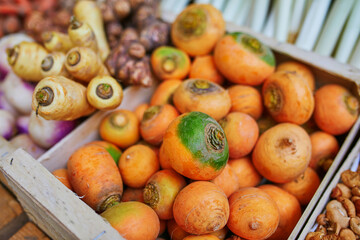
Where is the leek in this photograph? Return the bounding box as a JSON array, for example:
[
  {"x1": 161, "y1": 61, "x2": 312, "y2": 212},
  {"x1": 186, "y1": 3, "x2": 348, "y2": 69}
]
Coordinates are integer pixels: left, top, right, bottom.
[
  {"x1": 295, "y1": 0, "x2": 332, "y2": 51},
  {"x1": 249, "y1": 0, "x2": 271, "y2": 32},
  {"x1": 263, "y1": 0, "x2": 277, "y2": 38},
  {"x1": 222, "y1": 0, "x2": 245, "y2": 23},
  {"x1": 288, "y1": 0, "x2": 307, "y2": 43},
  {"x1": 275, "y1": 0, "x2": 293, "y2": 42},
  {"x1": 314, "y1": 0, "x2": 355, "y2": 56},
  {"x1": 234, "y1": 0, "x2": 252, "y2": 26},
  {"x1": 349, "y1": 37, "x2": 360, "y2": 69},
  {"x1": 211, "y1": 0, "x2": 226, "y2": 11},
  {"x1": 334, "y1": 0, "x2": 360, "y2": 63}
]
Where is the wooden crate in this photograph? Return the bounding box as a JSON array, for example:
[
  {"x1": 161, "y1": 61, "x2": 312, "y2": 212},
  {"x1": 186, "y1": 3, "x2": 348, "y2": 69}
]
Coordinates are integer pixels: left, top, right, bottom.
[{"x1": 1, "y1": 20, "x2": 360, "y2": 240}]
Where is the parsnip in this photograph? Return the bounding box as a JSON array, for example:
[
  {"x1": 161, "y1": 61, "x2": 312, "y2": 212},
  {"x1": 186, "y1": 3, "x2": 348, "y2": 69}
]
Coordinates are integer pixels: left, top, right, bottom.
[
  {"x1": 65, "y1": 47, "x2": 109, "y2": 82},
  {"x1": 73, "y1": 0, "x2": 110, "y2": 62},
  {"x1": 86, "y1": 75, "x2": 123, "y2": 110},
  {"x1": 68, "y1": 17, "x2": 98, "y2": 53},
  {"x1": 41, "y1": 52, "x2": 70, "y2": 78},
  {"x1": 7, "y1": 42, "x2": 48, "y2": 82},
  {"x1": 32, "y1": 76, "x2": 95, "y2": 121},
  {"x1": 42, "y1": 31, "x2": 73, "y2": 53}
]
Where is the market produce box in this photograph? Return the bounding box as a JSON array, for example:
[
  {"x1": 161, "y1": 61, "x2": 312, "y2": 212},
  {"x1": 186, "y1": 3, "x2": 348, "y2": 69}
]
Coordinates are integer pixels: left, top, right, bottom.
[
  {"x1": 297, "y1": 135, "x2": 360, "y2": 239},
  {"x1": 1, "y1": 9, "x2": 360, "y2": 240}
]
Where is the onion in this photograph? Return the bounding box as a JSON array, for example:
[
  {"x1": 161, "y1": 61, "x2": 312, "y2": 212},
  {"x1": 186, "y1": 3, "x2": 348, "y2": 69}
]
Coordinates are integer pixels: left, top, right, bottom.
[
  {"x1": 16, "y1": 115, "x2": 30, "y2": 134},
  {"x1": 2, "y1": 72, "x2": 35, "y2": 115},
  {"x1": 28, "y1": 111, "x2": 77, "y2": 149},
  {"x1": 0, "y1": 88, "x2": 18, "y2": 116},
  {"x1": 0, "y1": 33, "x2": 34, "y2": 81},
  {"x1": 0, "y1": 109, "x2": 16, "y2": 140},
  {"x1": 10, "y1": 134, "x2": 46, "y2": 159}
]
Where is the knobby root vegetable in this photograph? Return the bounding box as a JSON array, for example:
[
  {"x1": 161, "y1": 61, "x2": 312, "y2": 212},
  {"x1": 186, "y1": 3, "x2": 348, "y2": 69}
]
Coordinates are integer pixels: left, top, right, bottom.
[
  {"x1": 7, "y1": 41, "x2": 48, "y2": 82},
  {"x1": 73, "y1": 0, "x2": 110, "y2": 61},
  {"x1": 42, "y1": 31, "x2": 73, "y2": 53},
  {"x1": 86, "y1": 75, "x2": 123, "y2": 110},
  {"x1": 105, "y1": 28, "x2": 155, "y2": 87},
  {"x1": 28, "y1": 111, "x2": 77, "y2": 149},
  {"x1": 31, "y1": 76, "x2": 95, "y2": 121},
  {"x1": 68, "y1": 16, "x2": 98, "y2": 53},
  {"x1": 65, "y1": 47, "x2": 109, "y2": 82},
  {"x1": 40, "y1": 52, "x2": 70, "y2": 78}
]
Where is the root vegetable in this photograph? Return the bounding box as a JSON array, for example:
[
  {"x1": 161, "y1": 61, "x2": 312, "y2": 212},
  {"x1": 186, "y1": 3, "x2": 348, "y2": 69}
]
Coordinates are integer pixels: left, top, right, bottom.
[
  {"x1": 252, "y1": 123, "x2": 312, "y2": 183},
  {"x1": 73, "y1": 0, "x2": 110, "y2": 62},
  {"x1": 150, "y1": 79, "x2": 182, "y2": 106},
  {"x1": 28, "y1": 111, "x2": 77, "y2": 149},
  {"x1": 86, "y1": 75, "x2": 123, "y2": 110},
  {"x1": 219, "y1": 112, "x2": 259, "y2": 159},
  {"x1": 167, "y1": 219, "x2": 190, "y2": 240},
  {"x1": 121, "y1": 187, "x2": 144, "y2": 202},
  {"x1": 162, "y1": 111, "x2": 229, "y2": 180},
  {"x1": 171, "y1": 4, "x2": 225, "y2": 56},
  {"x1": 140, "y1": 104, "x2": 179, "y2": 146},
  {"x1": 68, "y1": 17, "x2": 98, "y2": 53},
  {"x1": 2, "y1": 72, "x2": 34, "y2": 115},
  {"x1": 277, "y1": 61, "x2": 315, "y2": 92},
  {"x1": 189, "y1": 55, "x2": 224, "y2": 85},
  {"x1": 119, "y1": 144, "x2": 159, "y2": 188},
  {"x1": 227, "y1": 187, "x2": 280, "y2": 239},
  {"x1": 0, "y1": 89, "x2": 18, "y2": 116},
  {"x1": 134, "y1": 103, "x2": 149, "y2": 122},
  {"x1": 9, "y1": 134, "x2": 45, "y2": 159},
  {"x1": 32, "y1": 76, "x2": 95, "y2": 121},
  {"x1": 67, "y1": 144, "x2": 123, "y2": 213},
  {"x1": 85, "y1": 140, "x2": 122, "y2": 165},
  {"x1": 99, "y1": 110, "x2": 140, "y2": 149},
  {"x1": 65, "y1": 47, "x2": 109, "y2": 82},
  {"x1": 42, "y1": 31, "x2": 73, "y2": 53},
  {"x1": 228, "y1": 157, "x2": 262, "y2": 188},
  {"x1": 314, "y1": 84, "x2": 359, "y2": 135},
  {"x1": 101, "y1": 201, "x2": 160, "y2": 240},
  {"x1": 52, "y1": 168, "x2": 73, "y2": 191},
  {"x1": 105, "y1": 29, "x2": 155, "y2": 87},
  {"x1": 16, "y1": 115, "x2": 30, "y2": 134},
  {"x1": 173, "y1": 181, "x2": 229, "y2": 235},
  {"x1": 228, "y1": 85, "x2": 263, "y2": 120},
  {"x1": 150, "y1": 46, "x2": 190, "y2": 81},
  {"x1": 0, "y1": 109, "x2": 16, "y2": 140},
  {"x1": 210, "y1": 163, "x2": 239, "y2": 197},
  {"x1": 262, "y1": 70, "x2": 315, "y2": 125},
  {"x1": 339, "y1": 229, "x2": 356, "y2": 240},
  {"x1": 173, "y1": 79, "x2": 231, "y2": 121},
  {"x1": 214, "y1": 32, "x2": 275, "y2": 86},
  {"x1": 139, "y1": 19, "x2": 170, "y2": 52},
  {"x1": 0, "y1": 33, "x2": 33, "y2": 81},
  {"x1": 338, "y1": 197, "x2": 356, "y2": 218},
  {"x1": 6, "y1": 42, "x2": 48, "y2": 82},
  {"x1": 350, "y1": 217, "x2": 360, "y2": 235},
  {"x1": 143, "y1": 169, "x2": 186, "y2": 220},
  {"x1": 40, "y1": 52, "x2": 70, "y2": 78}
]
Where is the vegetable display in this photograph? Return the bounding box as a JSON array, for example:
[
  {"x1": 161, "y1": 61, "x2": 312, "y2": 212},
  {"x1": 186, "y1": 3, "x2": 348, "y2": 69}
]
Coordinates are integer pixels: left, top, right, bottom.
[{"x1": 1, "y1": 2, "x2": 360, "y2": 240}]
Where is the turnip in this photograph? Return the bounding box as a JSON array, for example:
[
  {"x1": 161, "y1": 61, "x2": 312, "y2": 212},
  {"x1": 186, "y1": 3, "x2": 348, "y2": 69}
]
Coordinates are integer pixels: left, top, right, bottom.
[
  {"x1": 28, "y1": 111, "x2": 77, "y2": 149},
  {"x1": 2, "y1": 72, "x2": 35, "y2": 115},
  {"x1": 0, "y1": 109, "x2": 16, "y2": 140}
]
